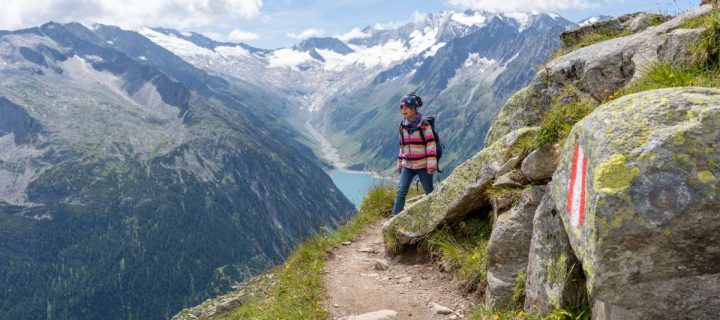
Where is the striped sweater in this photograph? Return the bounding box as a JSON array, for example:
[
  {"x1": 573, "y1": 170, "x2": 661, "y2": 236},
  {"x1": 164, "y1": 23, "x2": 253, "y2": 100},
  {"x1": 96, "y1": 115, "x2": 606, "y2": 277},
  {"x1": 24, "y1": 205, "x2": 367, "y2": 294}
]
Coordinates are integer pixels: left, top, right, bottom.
[{"x1": 397, "y1": 121, "x2": 437, "y2": 172}]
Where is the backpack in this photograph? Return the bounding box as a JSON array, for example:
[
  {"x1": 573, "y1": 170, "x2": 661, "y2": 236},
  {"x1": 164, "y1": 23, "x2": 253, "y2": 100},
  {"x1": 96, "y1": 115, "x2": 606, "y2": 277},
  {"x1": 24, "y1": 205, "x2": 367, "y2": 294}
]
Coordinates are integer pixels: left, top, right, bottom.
[
  {"x1": 420, "y1": 117, "x2": 443, "y2": 173},
  {"x1": 399, "y1": 116, "x2": 444, "y2": 173}
]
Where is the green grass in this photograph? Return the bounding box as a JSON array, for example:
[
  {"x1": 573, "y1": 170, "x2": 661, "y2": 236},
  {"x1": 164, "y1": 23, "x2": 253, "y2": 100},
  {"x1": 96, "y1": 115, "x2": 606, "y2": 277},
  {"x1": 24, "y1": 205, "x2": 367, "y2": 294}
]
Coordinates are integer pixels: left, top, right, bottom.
[
  {"x1": 422, "y1": 216, "x2": 493, "y2": 292},
  {"x1": 469, "y1": 304, "x2": 591, "y2": 320},
  {"x1": 533, "y1": 85, "x2": 599, "y2": 149},
  {"x1": 512, "y1": 272, "x2": 527, "y2": 309},
  {"x1": 216, "y1": 184, "x2": 395, "y2": 319}
]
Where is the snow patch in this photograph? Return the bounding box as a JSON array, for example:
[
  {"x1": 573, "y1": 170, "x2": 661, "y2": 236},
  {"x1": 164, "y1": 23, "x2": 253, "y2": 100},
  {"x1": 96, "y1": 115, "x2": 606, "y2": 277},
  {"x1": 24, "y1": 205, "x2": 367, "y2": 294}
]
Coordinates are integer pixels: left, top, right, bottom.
[
  {"x1": 138, "y1": 56, "x2": 147, "y2": 61},
  {"x1": 215, "y1": 45, "x2": 252, "y2": 58},
  {"x1": 505, "y1": 12, "x2": 532, "y2": 31},
  {"x1": 139, "y1": 27, "x2": 216, "y2": 57},
  {"x1": 424, "y1": 42, "x2": 446, "y2": 58},
  {"x1": 463, "y1": 53, "x2": 496, "y2": 70},
  {"x1": 181, "y1": 31, "x2": 193, "y2": 37}
]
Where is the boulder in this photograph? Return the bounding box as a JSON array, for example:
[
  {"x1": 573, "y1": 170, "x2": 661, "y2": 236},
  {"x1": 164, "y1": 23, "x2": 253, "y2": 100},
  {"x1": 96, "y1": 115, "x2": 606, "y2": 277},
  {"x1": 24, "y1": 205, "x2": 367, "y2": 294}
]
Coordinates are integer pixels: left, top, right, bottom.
[
  {"x1": 549, "y1": 87, "x2": 720, "y2": 319},
  {"x1": 484, "y1": 5, "x2": 714, "y2": 146},
  {"x1": 383, "y1": 127, "x2": 539, "y2": 252},
  {"x1": 656, "y1": 28, "x2": 706, "y2": 66},
  {"x1": 485, "y1": 186, "x2": 546, "y2": 308},
  {"x1": 524, "y1": 193, "x2": 587, "y2": 315},
  {"x1": 521, "y1": 144, "x2": 560, "y2": 182},
  {"x1": 560, "y1": 13, "x2": 671, "y2": 48},
  {"x1": 484, "y1": 85, "x2": 552, "y2": 146}
]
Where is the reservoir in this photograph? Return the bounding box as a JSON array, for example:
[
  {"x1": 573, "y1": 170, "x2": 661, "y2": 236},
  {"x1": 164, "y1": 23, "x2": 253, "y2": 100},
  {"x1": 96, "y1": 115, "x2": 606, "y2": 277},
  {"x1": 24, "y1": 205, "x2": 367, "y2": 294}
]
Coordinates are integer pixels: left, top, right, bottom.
[{"x1": 328, "y1": 169, "x2": 391, "y2": 207}]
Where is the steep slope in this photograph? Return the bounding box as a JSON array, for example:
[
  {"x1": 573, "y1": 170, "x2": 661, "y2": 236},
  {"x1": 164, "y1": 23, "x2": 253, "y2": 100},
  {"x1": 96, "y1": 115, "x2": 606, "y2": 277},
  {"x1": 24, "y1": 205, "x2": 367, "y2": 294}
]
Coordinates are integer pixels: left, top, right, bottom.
[{"x1": 0, "y1": 22, "x2": 353, "y2": 319}]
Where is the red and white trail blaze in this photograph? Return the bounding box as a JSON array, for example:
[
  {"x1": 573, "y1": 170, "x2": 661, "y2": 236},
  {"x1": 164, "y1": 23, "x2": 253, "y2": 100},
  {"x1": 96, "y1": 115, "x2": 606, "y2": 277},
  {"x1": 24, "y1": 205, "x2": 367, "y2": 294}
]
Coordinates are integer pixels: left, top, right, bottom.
[{"x1": 566, "y1": 144, "x2": 588, "y2": 227}]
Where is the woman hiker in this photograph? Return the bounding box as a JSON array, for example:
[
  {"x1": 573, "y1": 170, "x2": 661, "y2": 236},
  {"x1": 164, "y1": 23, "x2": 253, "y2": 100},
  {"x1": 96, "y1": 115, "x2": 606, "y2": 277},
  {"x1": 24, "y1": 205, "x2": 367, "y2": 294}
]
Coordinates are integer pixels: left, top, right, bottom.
[{"x1": 390, "y1": 92, "x2": 437, "y2": 217}]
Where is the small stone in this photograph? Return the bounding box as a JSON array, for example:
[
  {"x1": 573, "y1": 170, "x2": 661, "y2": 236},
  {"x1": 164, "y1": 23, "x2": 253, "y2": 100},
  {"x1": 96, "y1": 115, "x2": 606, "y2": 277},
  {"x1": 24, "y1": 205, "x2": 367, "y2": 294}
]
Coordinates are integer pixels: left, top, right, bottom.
[
  {"x1": 334, "y1": 304, "x2": 340, "y2": 308},
  {"x1": 492, "y1": 171, "x2": 525, "y2": 188},
  {"x1": 360, "y1": 273, "x2": 379, "y2": 278},
  {"x1": 339, "y1": 310, "x2": 398, "y2": 320},
  {"x1": 449, "y1": 315, "x2": 458, "y2": 320},
  {"x1": 428, "y1": 302, "x2": 454, "y2": 315},
  {"x1": 359, "y1": 247, "x2": 378, "y2": 253},
  {"x1": 374, "y1": 259, "x2": 390, "y2": 271},
  {"x1": 398, "y1": 276, "x2": 412, "y2": 284},
  {"x1": 341, "y1": 241, "x2": 352, "y2": 246}
]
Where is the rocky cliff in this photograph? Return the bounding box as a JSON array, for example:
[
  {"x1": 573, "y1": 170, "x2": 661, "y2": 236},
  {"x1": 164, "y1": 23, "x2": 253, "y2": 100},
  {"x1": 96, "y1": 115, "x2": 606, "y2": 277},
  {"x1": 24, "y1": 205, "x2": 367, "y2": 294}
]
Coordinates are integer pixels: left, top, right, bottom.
[{"x1": 385, "y1": 3, "x2": 719, "y2": 319}]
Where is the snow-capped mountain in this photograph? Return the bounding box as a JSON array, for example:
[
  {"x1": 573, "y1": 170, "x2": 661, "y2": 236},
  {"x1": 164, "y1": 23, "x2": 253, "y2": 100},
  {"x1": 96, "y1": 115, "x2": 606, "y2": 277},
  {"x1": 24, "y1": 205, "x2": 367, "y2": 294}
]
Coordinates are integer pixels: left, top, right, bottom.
[
  {"x1": 577, "y1": 15, "x2": 614, "y2": 27},
  {"x1": 141, "y1": 10, "x2": 576, "y2": 172}
]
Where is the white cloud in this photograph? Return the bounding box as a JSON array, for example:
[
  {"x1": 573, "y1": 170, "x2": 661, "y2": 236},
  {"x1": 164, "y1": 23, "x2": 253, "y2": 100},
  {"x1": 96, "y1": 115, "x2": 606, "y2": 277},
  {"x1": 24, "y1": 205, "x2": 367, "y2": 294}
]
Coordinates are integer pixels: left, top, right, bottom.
[
  {"x1": 0, "y1": 0, "x2": 263, "y2": 31},
  {"x1": 228, "y1": 28, "x2": 259, "y2": 41},
  {"x1": 336, "y1": 27, "x2": 371, "y2": 42},
  {"x1": 287, "y1": 28, "x2": 323, "y2": 40},
  {"x1": 447, "y1": 0, "x2": 598, "y2": 13}
]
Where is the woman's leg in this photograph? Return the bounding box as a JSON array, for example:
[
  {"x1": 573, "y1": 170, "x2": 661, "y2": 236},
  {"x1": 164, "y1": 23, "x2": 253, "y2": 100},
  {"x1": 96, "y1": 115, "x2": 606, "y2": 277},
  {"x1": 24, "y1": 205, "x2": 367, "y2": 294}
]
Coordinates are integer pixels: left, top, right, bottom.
[
  {"x1": 391, "y1": 168, "x2": 417, "y2": 216},
  {"x1": 417, "y1": 170, "x2": 434, "y2": 195}
]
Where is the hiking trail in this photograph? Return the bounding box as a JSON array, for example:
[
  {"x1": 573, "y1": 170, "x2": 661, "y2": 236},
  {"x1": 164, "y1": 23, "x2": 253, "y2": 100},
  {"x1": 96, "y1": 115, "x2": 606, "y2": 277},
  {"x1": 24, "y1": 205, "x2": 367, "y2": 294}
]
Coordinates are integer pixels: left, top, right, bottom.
[{"x1": 322, "y1": 221, "x2": 477, "y2": 320}]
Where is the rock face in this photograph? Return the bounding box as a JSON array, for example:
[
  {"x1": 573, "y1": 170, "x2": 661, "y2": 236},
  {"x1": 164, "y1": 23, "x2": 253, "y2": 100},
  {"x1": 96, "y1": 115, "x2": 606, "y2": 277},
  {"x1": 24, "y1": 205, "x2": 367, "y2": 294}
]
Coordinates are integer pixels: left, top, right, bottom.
[
  {"x1": 549, "y1": 87, "x2": 720, "y2": 319},
  {"x1": 524, "y1": 193, "x2": 586, "y2": 314},
  {"x1": 484, "y1": 4, "x2": 715, "y2": 146},
  {"x1": 485, "y1": 186, "x2": 546, "y2": 308},
  {"x1": 382, "y1": 127, "x2": 538, "y2": 252}
]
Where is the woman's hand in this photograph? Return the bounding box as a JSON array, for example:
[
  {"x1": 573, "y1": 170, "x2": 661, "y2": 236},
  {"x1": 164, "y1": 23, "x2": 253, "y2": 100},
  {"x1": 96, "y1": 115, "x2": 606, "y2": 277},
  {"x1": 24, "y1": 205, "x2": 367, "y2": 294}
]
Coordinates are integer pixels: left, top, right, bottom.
[{"x1": 427, "y1": 168, "x2": 436, "y2": 174}]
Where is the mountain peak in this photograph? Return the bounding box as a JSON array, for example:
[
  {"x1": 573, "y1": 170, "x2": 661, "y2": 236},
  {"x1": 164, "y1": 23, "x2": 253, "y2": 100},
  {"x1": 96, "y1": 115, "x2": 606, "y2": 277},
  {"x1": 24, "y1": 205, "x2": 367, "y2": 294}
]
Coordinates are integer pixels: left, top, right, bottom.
[{"x1": 294, "y1": 37, "x2": 354, "y2": 55}]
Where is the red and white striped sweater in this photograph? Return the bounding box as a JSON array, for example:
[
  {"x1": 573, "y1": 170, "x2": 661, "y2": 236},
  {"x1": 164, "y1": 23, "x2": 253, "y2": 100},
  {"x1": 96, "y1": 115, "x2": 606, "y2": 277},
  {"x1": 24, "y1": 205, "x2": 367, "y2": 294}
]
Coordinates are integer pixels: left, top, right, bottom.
[{"x1": 397, "y1": 121, "x2": 437, "y2": 172}]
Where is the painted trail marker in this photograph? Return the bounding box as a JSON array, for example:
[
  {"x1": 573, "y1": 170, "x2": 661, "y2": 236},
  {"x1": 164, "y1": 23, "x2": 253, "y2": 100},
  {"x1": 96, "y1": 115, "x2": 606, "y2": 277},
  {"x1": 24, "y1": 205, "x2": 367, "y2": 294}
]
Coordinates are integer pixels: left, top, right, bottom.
[{"x1": 566, "y1": 144, "x2": 587, "y2": 227}]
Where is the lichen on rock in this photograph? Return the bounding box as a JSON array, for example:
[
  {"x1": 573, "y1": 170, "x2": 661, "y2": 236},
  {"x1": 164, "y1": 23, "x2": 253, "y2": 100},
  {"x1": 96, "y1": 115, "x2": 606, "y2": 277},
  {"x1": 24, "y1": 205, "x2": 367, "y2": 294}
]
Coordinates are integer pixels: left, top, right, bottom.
[{"x1": 550, "y1": 87, "x2": 720, "y2": 319}]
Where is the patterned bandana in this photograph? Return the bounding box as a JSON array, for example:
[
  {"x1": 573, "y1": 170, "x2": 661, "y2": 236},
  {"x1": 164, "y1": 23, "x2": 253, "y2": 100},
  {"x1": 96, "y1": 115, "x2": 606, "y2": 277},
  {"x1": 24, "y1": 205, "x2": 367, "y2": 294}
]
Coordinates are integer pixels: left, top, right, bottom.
[{"x1": 401, "y1": 113, "x2": 423, "y2": 131}]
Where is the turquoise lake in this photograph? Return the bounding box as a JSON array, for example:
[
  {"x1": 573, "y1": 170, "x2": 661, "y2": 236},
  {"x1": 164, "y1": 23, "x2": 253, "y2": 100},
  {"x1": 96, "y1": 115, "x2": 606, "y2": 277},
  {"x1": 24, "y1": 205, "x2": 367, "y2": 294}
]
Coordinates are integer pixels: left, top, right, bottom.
[{"x1": 328, "y1": 170, "x2": 392, "y2": 207}]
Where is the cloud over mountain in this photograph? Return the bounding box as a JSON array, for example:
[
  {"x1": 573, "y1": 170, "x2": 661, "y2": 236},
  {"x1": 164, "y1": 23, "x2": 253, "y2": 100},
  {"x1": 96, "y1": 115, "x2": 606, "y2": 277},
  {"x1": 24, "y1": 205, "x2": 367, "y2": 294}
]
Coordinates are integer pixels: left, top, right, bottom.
[
  {"x1": 0, "y1": 0, "x2": 263, "y2": 30},
  {"x1": 447, "y1": 0, "x2": 600, "y2": 13}
]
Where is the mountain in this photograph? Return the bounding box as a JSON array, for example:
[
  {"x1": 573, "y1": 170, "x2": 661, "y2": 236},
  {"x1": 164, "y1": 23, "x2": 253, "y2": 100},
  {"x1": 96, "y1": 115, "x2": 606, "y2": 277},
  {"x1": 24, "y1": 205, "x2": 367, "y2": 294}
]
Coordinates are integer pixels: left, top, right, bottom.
[
  {"x1": 577, "y1": 15, "x2": 614, "y2": 27},
  {"x1": 0, "y1": 22, "x2": 353, "y2": 319},
  {"x1": 140, "y1": 11, "x2": 575, "y2": 174}
]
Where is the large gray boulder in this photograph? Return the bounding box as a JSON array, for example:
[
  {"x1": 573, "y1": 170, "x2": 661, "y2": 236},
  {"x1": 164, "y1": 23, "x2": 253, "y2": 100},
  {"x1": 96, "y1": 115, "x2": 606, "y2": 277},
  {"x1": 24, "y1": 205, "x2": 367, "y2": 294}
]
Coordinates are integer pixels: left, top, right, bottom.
[
  {"x1": 383, "y1": 127, "x2": 539, "y2": 253},
  {"x1": 484, "y1": 4, "x2": 715, "y2": 146},
  {"x1": 524, "y1": 193, "x2": 586, "y2": 315},
  {"x1": 549, "y1": 87, "x2": 720, "y2": 319},
  {"x1": 486, "y1": 186, "x2": 546, "y2": 308},
  {"x1": 560, "y1": 13, "x2": 671, "y2": 48}
]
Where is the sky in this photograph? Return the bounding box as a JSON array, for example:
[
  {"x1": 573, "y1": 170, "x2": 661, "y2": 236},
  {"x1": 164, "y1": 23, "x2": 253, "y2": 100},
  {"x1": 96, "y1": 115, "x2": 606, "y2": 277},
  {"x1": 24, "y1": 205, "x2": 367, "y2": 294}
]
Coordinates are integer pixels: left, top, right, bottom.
[{"x1": 1, "y1": 0, "x2": 702, "y2": 49}]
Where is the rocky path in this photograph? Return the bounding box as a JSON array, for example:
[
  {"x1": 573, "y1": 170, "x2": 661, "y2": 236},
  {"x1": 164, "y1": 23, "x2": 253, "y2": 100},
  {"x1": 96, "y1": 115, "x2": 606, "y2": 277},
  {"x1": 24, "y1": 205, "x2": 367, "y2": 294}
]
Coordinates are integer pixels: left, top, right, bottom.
[{"x1": 323, "y1": 221, "x2": 476, "y2": 320}]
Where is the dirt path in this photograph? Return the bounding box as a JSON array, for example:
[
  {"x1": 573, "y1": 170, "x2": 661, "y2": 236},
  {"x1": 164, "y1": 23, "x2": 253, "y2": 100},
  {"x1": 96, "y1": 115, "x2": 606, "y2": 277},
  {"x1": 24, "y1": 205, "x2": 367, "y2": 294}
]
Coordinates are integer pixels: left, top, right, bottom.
[{"x1": 323, "y1": 221, "x2": 477, "y2": 320}]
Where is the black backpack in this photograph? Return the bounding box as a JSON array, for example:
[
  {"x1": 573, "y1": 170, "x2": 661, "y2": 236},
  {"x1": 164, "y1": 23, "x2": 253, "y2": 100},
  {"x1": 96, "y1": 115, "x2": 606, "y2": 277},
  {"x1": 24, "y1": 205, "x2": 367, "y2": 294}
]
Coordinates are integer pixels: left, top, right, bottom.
[
  {"x1": 399, "y1": 116, "x2": 444, "y2": 173},
  {"x1": 421, "y1": 117, "x2": 443, "y2": 173}
]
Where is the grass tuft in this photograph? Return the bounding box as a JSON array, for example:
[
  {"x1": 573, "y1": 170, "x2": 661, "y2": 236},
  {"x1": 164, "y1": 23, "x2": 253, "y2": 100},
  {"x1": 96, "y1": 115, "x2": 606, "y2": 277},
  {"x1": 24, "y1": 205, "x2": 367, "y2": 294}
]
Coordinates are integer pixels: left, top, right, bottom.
[
  {"x1": 216, "y1": 184, "x2": 395, "y2": 319},
  {"x1": 534, "y1": 86, "x2": 599, "y2": 149},
  {"x1": 423, "y1": 216, "x2": 493, "y2": 292},
  {"x1": 512, "y1": 272, "x2": 527, "y2": 308}
]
